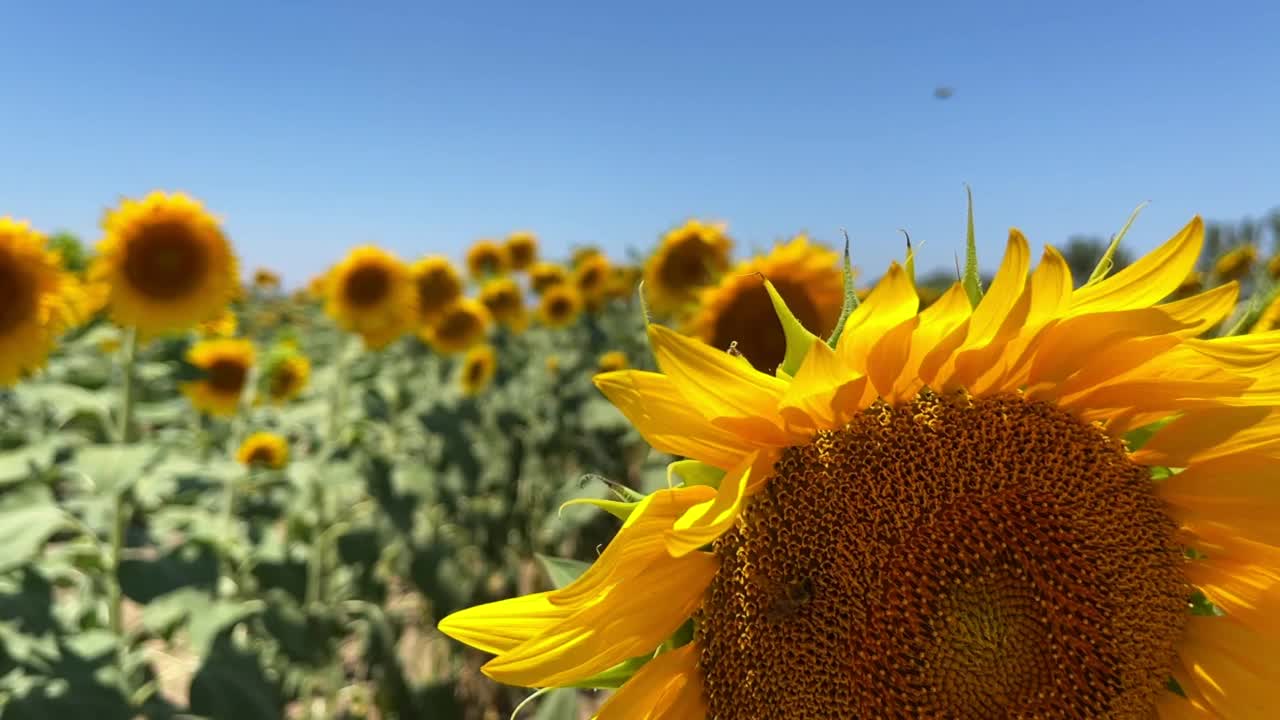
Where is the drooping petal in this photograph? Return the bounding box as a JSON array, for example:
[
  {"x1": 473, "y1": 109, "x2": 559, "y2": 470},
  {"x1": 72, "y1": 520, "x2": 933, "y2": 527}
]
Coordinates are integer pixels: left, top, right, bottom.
[
  {"x1": 666, "y1": 451, "x2": 767, "y2": 558},
  {"x1": 595, "y1": 642, "x2": 706, "y2": 720}
]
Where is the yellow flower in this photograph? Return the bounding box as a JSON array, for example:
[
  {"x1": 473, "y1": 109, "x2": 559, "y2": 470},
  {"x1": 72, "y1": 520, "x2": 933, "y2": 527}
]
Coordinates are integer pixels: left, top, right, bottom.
[
  {"x1": 236, "y1": 432, "x2": 288, "y2": 469},
  {"x1": 604, "y1": 265, "x2": 642, "y2": 301},
  {"x1": 572, "y1": 253, "x2": 611, "y2": 304},
  {"x1": 440, "y1": 217, "x2": 1280, "y2": 718},
  {"x1": 478, "y1": 276, "x2": 525, "y2": 328},
  {"x1": 1214, "y1": 244, "x2": 1256, "y2": 282},
  {"x1": 1267, "y1": 254, "x2": 1280, "y2": 280},
  {"x1": 529, "y1": 262, "x2": 569, "y2": 294},
  {"x1": 466, "y1": 239, "x2": 507, "y2": 279},
  {"x1": 459, "y1": 344, "x2": 497, "y2": 396},
  {"x1": 252, "y1": 268, "x2": 281, "y2": 290},
  {"x1": 421, "y1": 299, "x2": 490, "y2": 354},
  {"x1": 643, "y1": 219, "x2": 732, "y2": 313},
  {"x1": 1176, "y1": 270, "x2": 1204, "y2": 297},
  {"x1": 685, "y1": 235, "x2": 845, "y2": 374},
  {"x1": 537, "y1": 284, "x2": 583, "y2": 329},
  {"x1": 504, "y1": 231, "x2": 539, "y2": 271},
  {"x1": 411, "y1": 256, "x2": 464, "y2": 325},
  {"x1": 198, "y1": 309, "x2": 238, "y2": 338},
  {"x1": 570, "y1": 246, "x2": 603, "y2": 268},
  {"x1": 324, "y1": 246, "x2": 415, "y2": 349},
  {"x1": 182, "y1": 338, "x2": 255, "y2": 417},
  {"x1": 545, "y1": 355, "x2": 561, "y2": 375},
  {"x1": 0, "y1": 217, "x2": 90, "y2": 385},
  {"x1": 597, "y1": 351, "x2": 628, "y2": 373},
  {"x1": 307, "y1": 272, "x2": 328, "y2": 300},
  {"x1": 89, "y1": 191, "x2": 239, "y2": 336},
  {"x1": 262, "y1": 353, "x2": 310, "y2": 404}
]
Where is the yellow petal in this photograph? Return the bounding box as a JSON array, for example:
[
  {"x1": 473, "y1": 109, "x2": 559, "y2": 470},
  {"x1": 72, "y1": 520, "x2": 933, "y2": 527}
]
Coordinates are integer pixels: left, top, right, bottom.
[
  {"x1": 437, "y1": 591, "x2": 575, "y2": 656},
  {"x1": 666, "y1": 452, "x2": 763, "y2": 557},
  {"x1": 1156, "y1": 282, "x2": 1240, "y2": 335},
  {"x1": 1025, "y1": 245, "x2": 1073, "y2": 326},
  {"x1": 894, "y1": 283, "x2": 971, "y2": 398},
  {"x1": 965, "y1": 229, "x2": 1032, "y2": 347},
  {"x1": 837, "y1": 263, "x2": 918, "y2": 374},
  {"x1": 1160, "y1": 454, "x2": 1280, "y2": 547},
  {"x1": 1025, "y1": 309, "x2": 1195, "y2": 388},
  {"x1": 595, "y1": 642, "x2": 705, "y2": 720},
  {"x1": 866, "y1": 317, "x2": 918, "y2": 402},
  {"x1": 1131, "y1": 407, "x2": 1275, "y2": 467},
  {"x1": 778, "y1": 338, "x2": 854, "y2": 430},
  {"x1": 1179, "y1": 615, "x2": 1280, "y2": 717},
  {"x1": 1069, "y1": 216, "x2": 1203, "y2": 314}
]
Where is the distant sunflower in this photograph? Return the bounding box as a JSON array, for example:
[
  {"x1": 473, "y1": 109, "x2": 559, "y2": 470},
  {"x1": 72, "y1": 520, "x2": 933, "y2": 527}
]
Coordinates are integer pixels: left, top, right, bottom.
[
  {"x1": 545, "y1": 355, "x2": 561, "y2": 375},
  {"x1": 89, "y1": 192, "x2": 238, "y2": 336},
  {"x1": 306, "y1": 273, "x2": 328, "y2": 300},
  {"x1": 570, "y1": 246, "x2": 603, "y2": 268},
  {"x1": 1175, "y1": 270, "x2": 1205, "y2": 297},
  {"x1": 182, "y1": 338, "x2": 255, "y2": 417},
  {"x1": 1251, "y1": 292, "x2": 1280, "y2": 333},
  {"x1": 572, "y1": 253, "x2": 611, "y2": 303},
  {"x1": 478, "y1": 276, "x2": 526, "y2": 328},
  {"x1": 504, "y1": 232, "x2": 539, "y2": 271},
  {"x1": 1267, "y1": 254, "x2": 1280, "y2": 280},
  {"x1": 643, "y1": 219, "x2": 732, "y2": 313},
  {"x1": 466, "y1": 239, "x2": 507, "y2": 279},
  {"x1": 262, "y1": 353, "x2": 310, "y2": 404},
  {"x1": 422, "y1": 299, "x2": 490, "y2": 354},
  {"x1": 529, "y1": 262, "x2": 569, "y2": 294},
  {"x1": 441, "y1": 216, "x2": 1280, "y2": 718},
  {"x1": 198, "y1": 309, "x2": 238, "y2": 338},
  {"x1": 236, "y1": 432, "x2": 289, "y2": 469},
  {"x1": 686, "y1": 235, "x2": 844, "y2": 373},
  {"x1": 537, "y1": 284, "x2": 583, "y2": 329},
  {"x1": 1214, "y1": 244, "x2": 1256, "y2": 283},
  {"x1": 459, "y1": 344, "x2": 498, "y2": 396},
  {"x1": 597, "y1": 350, "x2": 628, "y2": 373},
  {"x1": 411, "y1": 256, "x2": 464, "y2": 325},
  {"x1": 0, "y1": 217, "x2": 90, "y2": 386},
  {"x1": 324, "y1": 246, "x2": 415, "y2": 349},
  {"x1": 252, "y1": 268, "x2": 281, "y2": 291},
  {"x1": 604, "y1": 265, "x2": 642, "y2": 301}
]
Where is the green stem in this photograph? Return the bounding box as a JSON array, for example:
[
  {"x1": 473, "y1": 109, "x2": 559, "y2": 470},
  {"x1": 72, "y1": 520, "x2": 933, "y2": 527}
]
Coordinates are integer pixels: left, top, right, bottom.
[
  {"x1": 218, "y1": 472, "x2": 242, "y2": 598},
  {"x1": 327, "y1": 340, "x2": 354, "y2": 446},
  {"x1": 110, "y1": 326, "x2": 139, "y2": 701},
  {"x1": 305, "y1": 482, "x2": 326, "y2": 610}
]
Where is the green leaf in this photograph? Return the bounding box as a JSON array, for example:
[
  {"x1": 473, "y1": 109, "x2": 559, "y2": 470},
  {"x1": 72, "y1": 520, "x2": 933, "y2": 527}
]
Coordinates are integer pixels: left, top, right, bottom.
[
  {"x1": 826, "y1": 231, "x2": 859, "y2": 348},
  {"x1": 531, "y1": 688, "x2": 580, "y2": 720},
  {"x1": 962, "y1": 184, "x2": 983, "y2": 307},
  {"x1": 68, "y1": 443, "x2": 164, "y2": 496},
  {"x1": 0, "y1": 505, "x2": 72, "y2": 573},
  {"x1": 1087, "y1": 201, "x2": 1148, "y2": 285},
  {"x1": 189, "y1": 634, "x2": 283, "y2": 720},
  {"x1": 0, "y1": 438, "x2": 67, "y2": 487},
  {"x1": 535, "y1": 554, "x2": 591, "y2": 589}
]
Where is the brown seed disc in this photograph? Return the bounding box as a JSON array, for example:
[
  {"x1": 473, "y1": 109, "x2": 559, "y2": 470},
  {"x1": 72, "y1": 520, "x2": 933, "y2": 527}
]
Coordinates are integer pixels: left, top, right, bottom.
[{"x1": 121, "y1": 221, "x2": 209, "y2": 300}]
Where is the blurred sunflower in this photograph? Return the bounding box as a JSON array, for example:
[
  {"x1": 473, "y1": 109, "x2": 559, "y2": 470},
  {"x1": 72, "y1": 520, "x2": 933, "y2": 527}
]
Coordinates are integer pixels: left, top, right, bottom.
[
  {"x1": 262, "y1": 353, "x2": 310, "y2": 404},
  {"x1": 478, "y1": 276, "x2": 526, "y2": 328},
  {"x1": 421, "y1": 299, "x2": 490, "y2": 354},
  {"x1": 1251, "y1": 292, "x2": 1280, "y2": 333},
  {"x1": 529, "y1": 262, "x2": 569, "y2": 294},
  {"x1": 306, "y1": 273, "x2": 328, "y2": 300},
  {"x1": 686, "y1": 235, "x2": 844, "y2": 374},
  {"x1": 411, "y1": 256, "x2": 464, "y2": 325},
  {"x1": 572, "y1": 253, "x2": 611, "y2": 304},
  {"x1": 1214, "y1": 244, "x2": 1256, "y2": 283},
  {"x1": 236, "y1": 432, "x2": 289, "y2": 469},
  {"x1": 643, "y1": 219, "x2": 732, "y2": 313},
  {"x1": 459, "y1": 344, "x2": 497, "y2": 396},
  {"x1": 604, "y1": 265, "x2": 642, "y2": 301},
  {"x1": 504, "y1": 231, "x2": 539, "y2": 271},
  {"x1": 182, "y1": 338, "x2": 255, "y2": 417},
  {"x1": 89, "y1": 192, "x2": 238, "y2": 336},
  {"x1": 597, "y1": 350, "x2": 628, "y2": 373},
  {"x1": 0, "y1": 217, "x2": 91, "y2": 386},
  {"x1": 1175, "y1": 270, "x2": 1204, "y2": 298},
  {"x1": 441, "y1": 217, "x2": 1280, "y2": 718},
  {"x1": 570, "y1": 246, "x2": 603, "y2": 268},
  {"x1": 545, "y1": 355, "x2": 561, "y2": 375},
  {"x1": 324, "y1": 246, "x2": 415, "y2": 349},
  {"x1": 537, "y1": 284, "x2": 583, "y2": 329},
  {"x1": 198, "y1": 309, "x2": 238, "y2": 338},
  {"x1": 1267, "y1": 254, "x2": 1280, "y2": 280},
  {"x1": 466, "y1": 239, "x2": 507, "y2": 279},
  {"x1": 252, "y1": 268, "x2": 281, "y2": 291}
]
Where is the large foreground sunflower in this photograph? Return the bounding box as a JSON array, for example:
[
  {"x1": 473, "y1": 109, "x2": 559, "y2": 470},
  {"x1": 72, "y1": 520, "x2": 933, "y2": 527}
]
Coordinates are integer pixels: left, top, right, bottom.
[
  {"x1": 89, "y1": 191, "x2": 239, "y2": 336},
  {"x1": 0, "y1": 218, "x2": 90, "y2": 385},
  {"x1": 411, "y1": 256, "x2": 464, "y2": 325},
  {"x1": 643, "y1": 219, "x2": 733, "y2": 313},
  {"x1": 421, "y1": 299, "x2": 491, "y2": 354},
  {"x1": 182, "y1": 338, "x2": 255, "y2": 417},
  {"x1": 440, "y1": 216, "x2": 1280, "y2": 718},
  {"x1": 687, "y1": 234, "x2": 845, "y2": 374},
  {"x1": 324, "y1": 246, "x2": 415, "y2": 349}
]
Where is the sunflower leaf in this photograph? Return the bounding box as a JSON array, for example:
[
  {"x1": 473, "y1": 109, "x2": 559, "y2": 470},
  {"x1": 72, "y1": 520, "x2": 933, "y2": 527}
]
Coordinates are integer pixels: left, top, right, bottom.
[
  {"x1": 763, "y1": 278, "x2": 819, "y2": 376},
  {"x1": 962, "y1": 184, "x2": 983, "y2": 307},
  {"x1": 826, "y1": 231, "x2": 859, "y2": 348},
  {"x1": 534, "y1": 554, "x2": 591, "y2": 590},
  {"x1": 1087, "y1": 201, "x2": 1148, "y2": 285}
]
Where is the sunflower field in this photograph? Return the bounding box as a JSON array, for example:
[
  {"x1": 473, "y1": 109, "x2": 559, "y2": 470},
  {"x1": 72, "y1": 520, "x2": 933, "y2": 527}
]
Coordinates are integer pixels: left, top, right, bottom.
[{"x1": 4, "y1": 191, "x2": 1280, "y2": 719}]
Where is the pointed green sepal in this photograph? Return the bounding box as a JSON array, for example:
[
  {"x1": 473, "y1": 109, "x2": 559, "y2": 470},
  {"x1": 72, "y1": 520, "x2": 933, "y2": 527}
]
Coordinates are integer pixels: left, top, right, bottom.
[
  {"x1": 763, "y1": 276, "x2": 821, "y2": 376},
  {"x1": 962, "y1": 184, "x2": 983, "y2": 307},
  {"x1": 826, "y1": 230, "x2": 859, "y2": 348},
  {"x1": 1087, "y1": 201, "x2": 1149, "y2": 285},
  {"x1": 564, "y1": 656, "x2": 652, "y2": 690},
  {"x1": 558, "y1": 496, "x2": 637, "y2": 521},
  {"x1": 901, "y1": 229, "x2": 917, "y2": 285},
  {"x1": 667, "y1": 459, "x2": 726, "y2": 489}
]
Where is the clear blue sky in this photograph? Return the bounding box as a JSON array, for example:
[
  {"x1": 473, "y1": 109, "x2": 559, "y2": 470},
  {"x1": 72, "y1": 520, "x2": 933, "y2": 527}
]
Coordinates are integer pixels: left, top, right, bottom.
[{"x1": 3, "y1": 1, "x2": 1278, "y2": 286}]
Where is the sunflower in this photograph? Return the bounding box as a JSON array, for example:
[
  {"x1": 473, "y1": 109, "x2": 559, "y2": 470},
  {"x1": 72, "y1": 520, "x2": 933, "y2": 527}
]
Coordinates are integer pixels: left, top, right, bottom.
[
  {"x1": 89, "y1": 191, "x2": 238, "y2": 336},
  {"x1": 466, "y1": 239, "x2": 507, "y2": 279},
  {"x1": 459, "y1": 344, "x2": 498, "y2": 396},
  {"x1": 324, "y1": 246, "x2": 415, "y2": 349},
  {"x1": 1267, "y1": 254, "x2": 1280, "y2": 280},
  {"x1": 236, "y1": 432, "x2": 289, "y2": 469},
  {"x1": 478, "y1": 276, "x2": 526, "y2": 328},
  {"x1": 573, "y1": 253, "x2": 611, "y2": 304},
  {"x1": 421, "y1": 299, "x2": 491, "y2": 354},
  {"x1": 1175, "y1": 270, "x2": 1205, "y2": 298},
  {"x1": 604, "y1": 265, "x2": 642, "y2": 301},
  {"x1": 440, "y1": 216, "x2": 1280, "y2": 718},
  {"x1": 261, "y1": 353, "x2": 310, "y2": 404},
  {"x1": 597, "y1": 351, "x2": 628, "y2": 373},
  {"x1": 643, "y1": 219, "x2": 733, "y2": 313},
  {"x1": 1213, "y1": 244, "x2": 1256, "y2": 283},
  {"x1": 411, "y1": 256, "x2": 464, "y2": 325},
  {"x1": 306, "y1": 273, "x2": 328, "y2": 300},
  {"x1": 182, "y1": 338, "x2": 255, "y2": 417},
  {"x1": 252, "y1": 268, "x2": 281, "y2": 290},
  {"x1": 537, "y1": 284, "x2": 583, "y2": 329},
  {"x1": 546, "y1": 355, "x2": 561, "y2": 375},
  {"x1": 1251, "y1": 292, "x2": 1280, "y2": 333},
  {"x1": 504, "y1": 231, "x2": 539, "y2": 271},
  {"x1": 198, "y1": 309, "x2": 238, "y2": 338},
  {"x1": 0, "y1": 217, "x2": 90, "y2": 386},
  {"x1": 571, "y1": 246, "x2": 603, "y2": 268},
  {"x1": 529, "y1": 262, "x2": 569, "y2": 294},
  {"x1": 686, "y1": 235, "x2": 844, "y2": 374}
]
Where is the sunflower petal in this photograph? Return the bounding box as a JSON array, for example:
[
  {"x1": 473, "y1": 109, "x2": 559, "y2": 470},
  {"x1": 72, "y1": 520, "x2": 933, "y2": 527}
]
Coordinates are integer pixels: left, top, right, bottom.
[
  {"x1": 666, "y1": 452, "x2": 763, "y2": 558},
  {"x1": 1069, "y1": 217, "x2": 1203, "y2": 314},
  {"x1": 595, "y1": 642, "x2": 705, "y2": 720},
  {"x1": 837, "y1": 263, "x2": 918, "y2": 374},
  {"x1": 437, "y1": 591, "x2": 575, "y2": 656}
]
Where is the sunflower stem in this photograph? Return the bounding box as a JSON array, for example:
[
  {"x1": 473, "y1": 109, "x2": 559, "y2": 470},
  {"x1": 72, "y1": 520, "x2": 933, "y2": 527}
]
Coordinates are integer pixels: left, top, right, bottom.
[
  {"x1": 109, "y1": 326, "x2": 138, "y2": 702},
  {"x1": 218, "y1": 471, "x2": 242, "y2": 599}
]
